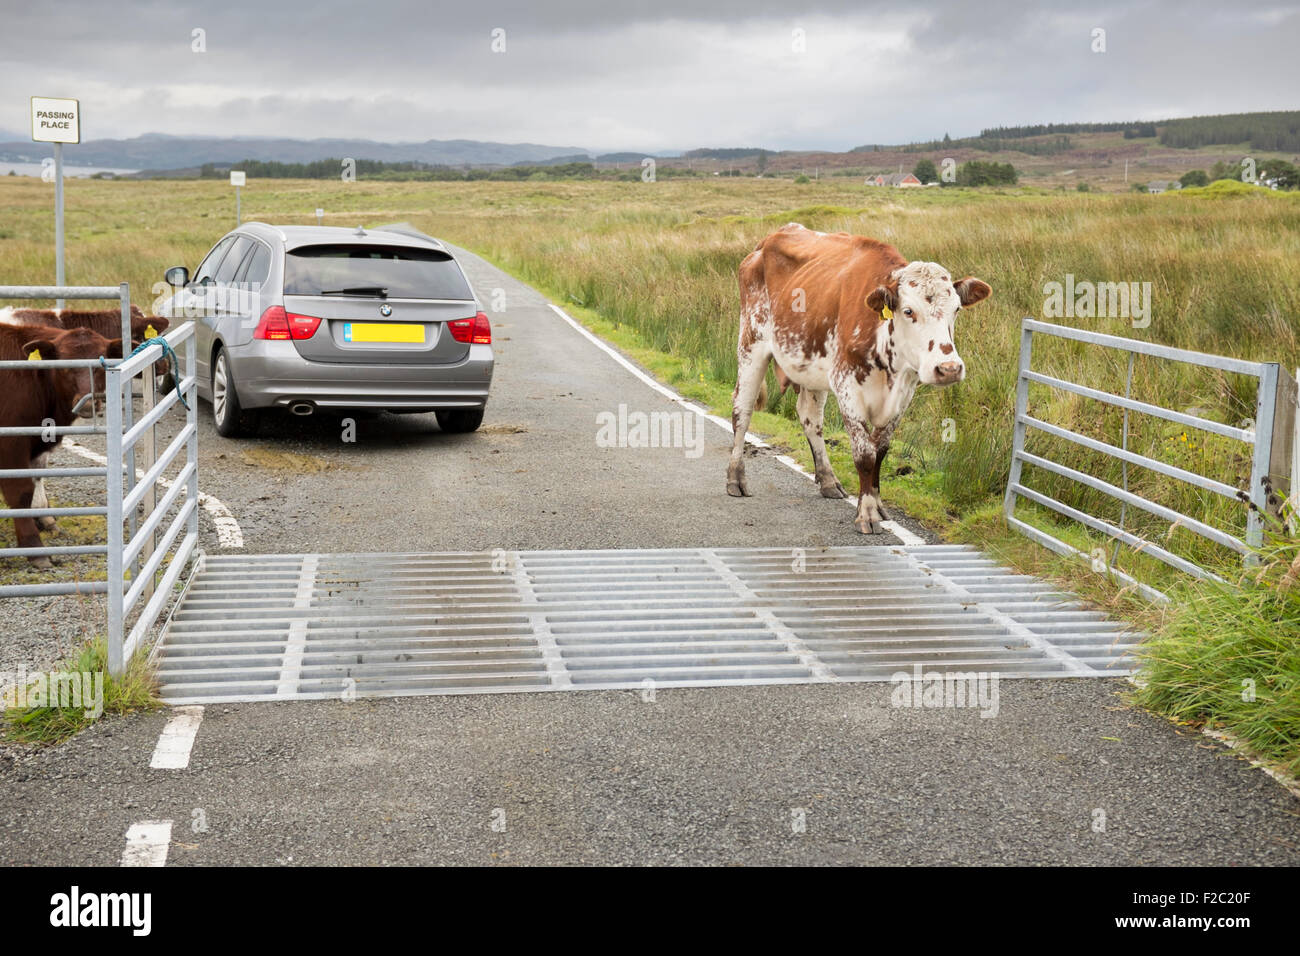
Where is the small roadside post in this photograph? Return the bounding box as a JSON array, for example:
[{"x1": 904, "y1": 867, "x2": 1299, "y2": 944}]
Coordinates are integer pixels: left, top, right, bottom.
[
  {"x1": 231, "y1": 169, "x2": 246, "y2": 225},
  {"x1": 30, "y1": 96, "x2": 80, "y2": 308},
  {"x1": 316, "y1": 207, "x2": 324, "y2": 225}
]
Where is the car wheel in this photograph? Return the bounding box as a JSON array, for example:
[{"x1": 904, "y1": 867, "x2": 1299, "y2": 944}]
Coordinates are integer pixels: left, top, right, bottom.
[
  {"x1": 211, "y1": 347, "x2": 259, "y2": 438},
  {"x1": 436, "y1": 408, "x2": 484, "y2": 433}
]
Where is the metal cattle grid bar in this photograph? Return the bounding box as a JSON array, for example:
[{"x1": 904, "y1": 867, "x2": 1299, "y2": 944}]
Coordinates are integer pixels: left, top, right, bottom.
[{"x1": 152, "y1": 545, "x2": 1139, "y2": 704}]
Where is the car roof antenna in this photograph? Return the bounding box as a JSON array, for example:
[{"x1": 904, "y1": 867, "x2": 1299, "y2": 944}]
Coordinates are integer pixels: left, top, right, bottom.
[{"x1": 354, "y1": 225, "x2": 366, "y2": 235}]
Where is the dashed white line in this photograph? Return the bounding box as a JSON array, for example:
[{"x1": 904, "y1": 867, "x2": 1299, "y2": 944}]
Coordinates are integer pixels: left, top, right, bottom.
[
  {"x1": 547, "y1": 303, "x2": 925, "y2": 547},
  {"x1": 150, "y1": 705, "x2": 204, "y2": 769},
  {"x1": 61, "y1": 439, "x2": 244, "y2": 548},
  {"x1": 120, "y1": 820, "x2": 173, "y2": 867}
]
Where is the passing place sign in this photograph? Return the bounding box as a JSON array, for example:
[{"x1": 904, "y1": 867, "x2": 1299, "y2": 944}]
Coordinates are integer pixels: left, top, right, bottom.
[{"x1": 31, "y1": 96, "x2": 80, "y2": 144}]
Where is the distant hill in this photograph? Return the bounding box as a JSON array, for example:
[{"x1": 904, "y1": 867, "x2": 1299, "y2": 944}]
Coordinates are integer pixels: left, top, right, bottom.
[{"x1": 0, "y1": 133, "x2": 593, "y2": 170}]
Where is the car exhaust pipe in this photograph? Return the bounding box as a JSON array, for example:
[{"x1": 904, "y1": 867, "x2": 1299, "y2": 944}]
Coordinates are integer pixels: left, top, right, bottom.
[{"x1": 289, "y1": 402, "x2": 315, "y2": 417}]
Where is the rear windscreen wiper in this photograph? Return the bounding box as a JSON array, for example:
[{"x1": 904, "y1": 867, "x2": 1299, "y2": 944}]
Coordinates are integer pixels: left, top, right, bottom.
[{"x1": 319, "y1": 286, "x2": 389, "y2": 297}]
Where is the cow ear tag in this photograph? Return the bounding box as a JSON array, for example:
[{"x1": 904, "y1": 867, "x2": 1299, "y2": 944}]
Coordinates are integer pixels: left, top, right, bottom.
[
  {"x1": 880, "y1": 306, "x2": 893, "y2": 320},
  {"x1": 27, "y1": 348, "x2": 42, "y2": 361},
  {"x1": 144, "y1": 324, "x2": 158, "y2": 339}
]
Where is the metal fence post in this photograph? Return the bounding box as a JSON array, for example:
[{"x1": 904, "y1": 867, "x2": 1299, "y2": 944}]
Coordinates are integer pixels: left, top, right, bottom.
[
  {"x1": 118, "y1": 283, "x2": 140, "y2": 588},
  {"x1": 1003, "y1": 319, "x2": 1033, "y2": 521},
  {"x1": 105, "y1": 361, "x2": 125, "y2": 678},
  {"x1": 1246, "y1": 362, "x2": 1279, "y2": 559}
]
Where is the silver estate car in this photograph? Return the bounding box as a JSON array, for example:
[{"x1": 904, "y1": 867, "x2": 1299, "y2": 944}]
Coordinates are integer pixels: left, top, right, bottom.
[{"x1": 160, "y1": 222, "x2": 494, "y2": 437}]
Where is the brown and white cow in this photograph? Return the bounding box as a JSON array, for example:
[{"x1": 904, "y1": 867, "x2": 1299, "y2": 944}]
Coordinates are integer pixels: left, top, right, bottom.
[
  {"x1": 726, "y1": 223, "x2": 991, "y2": 533},
  {"x1": 0, "y1": 324, "x2": 122, "y2": 566}
]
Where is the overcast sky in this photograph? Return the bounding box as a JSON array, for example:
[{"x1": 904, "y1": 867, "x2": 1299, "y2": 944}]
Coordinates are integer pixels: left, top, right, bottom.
[{"x1": 2, "y1": 0, "x2": 1297, "y2": 152}]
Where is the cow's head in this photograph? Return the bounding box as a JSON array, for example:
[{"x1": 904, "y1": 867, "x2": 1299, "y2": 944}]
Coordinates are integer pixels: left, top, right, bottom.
[
  {"x1": 23, "y1": 327, "x2": 123, "y2": 419},
  {"x1": 867, "y1": 262, "x2": 991, "y2": 386},
  {"x1": 129, "y1": 315, "x2": 169, "y2": 346}
]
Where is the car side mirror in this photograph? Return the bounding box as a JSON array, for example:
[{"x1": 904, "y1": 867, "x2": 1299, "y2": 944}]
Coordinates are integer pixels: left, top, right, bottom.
[{"x1": 165, "y1": 266, "x2": 189, "y2": 288}]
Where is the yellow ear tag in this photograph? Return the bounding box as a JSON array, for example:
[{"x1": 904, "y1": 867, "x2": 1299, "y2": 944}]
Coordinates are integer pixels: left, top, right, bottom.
[
  {"x1": 144, "y1": 324, "x2": 158, "y2": 339},
  {"x1": 880, "y1": 306, "x2": 893, "y2": 320},
  {"x1": 27, "y1": 348, "x2": 42, "y2": 361}
]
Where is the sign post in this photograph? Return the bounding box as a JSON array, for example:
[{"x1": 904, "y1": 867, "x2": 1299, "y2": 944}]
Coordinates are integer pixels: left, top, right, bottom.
[
  {"x1": 30, "y1": 96, "x2": 80, "y2": 308},
  {"x1": 230, "y1": 170, "x2": 245, "y2": 225}
]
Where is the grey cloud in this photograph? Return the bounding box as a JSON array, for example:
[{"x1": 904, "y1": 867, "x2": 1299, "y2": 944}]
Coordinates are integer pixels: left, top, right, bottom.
[{"x1": 2, "y1": 1, "x2": 1295, "y2": 152}]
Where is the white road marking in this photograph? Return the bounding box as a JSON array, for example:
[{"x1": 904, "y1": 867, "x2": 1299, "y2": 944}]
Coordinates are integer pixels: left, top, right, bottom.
[
  {"x1": 61, "y1": 439, "x2": 244, "y2": 548},
  {"x1": 149, "y1": 705, "x2": 204, "y2": 769},
  {"x1": 120, "y1": 820, "x2": 173, "y2": 867},
  {"x1": 547, "y1": 303, "x2": 926, "y2": 546}
]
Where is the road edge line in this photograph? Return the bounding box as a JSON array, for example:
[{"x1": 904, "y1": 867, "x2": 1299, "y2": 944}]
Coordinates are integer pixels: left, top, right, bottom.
[
  {"x1": 120, "y1": 819, "x2": 173, "y2": 866},
  {"x1": 150, "y1": 705, "x2": 204, "y2": 769}
]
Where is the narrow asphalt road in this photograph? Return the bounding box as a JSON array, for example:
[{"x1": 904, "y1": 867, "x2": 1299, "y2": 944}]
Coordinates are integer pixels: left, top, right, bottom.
[{"x1": 1, "y1": 247, "x2": 1295, "y2": 865}]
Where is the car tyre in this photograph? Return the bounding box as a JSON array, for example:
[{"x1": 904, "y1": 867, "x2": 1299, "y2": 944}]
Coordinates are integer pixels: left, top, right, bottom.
[
  {"x1": 211, "y1": 346, "x2": 259, "y2": 438},
  {"x1": 436, "y1": 408, "x2": 484, "y2": 433}
]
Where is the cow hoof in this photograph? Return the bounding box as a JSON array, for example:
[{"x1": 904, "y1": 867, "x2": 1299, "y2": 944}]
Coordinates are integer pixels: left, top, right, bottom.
[
  {"x1": 854, "y1": 519, "x2": 884, "y2": 535},
  {"x1": 726, "y1": 479, "x2": 750, "y2": 498},
  {"x1": 819, "y1": 481, "x2": 848, "y2": 499},
  {"x1": 37, "y1": 517, "x2": 58, "y2": 532},
  {"x1": 28, "y1": 556, "x2": 54, "y2": 570}
]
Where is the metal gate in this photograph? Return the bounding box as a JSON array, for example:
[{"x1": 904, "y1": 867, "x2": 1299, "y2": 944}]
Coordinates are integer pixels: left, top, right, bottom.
[
  {"x1": 0, "y1": 284, "x2": 198, "y2": 675},
  {"x1": 153, "y1": 545, "x2": 1137, "y2": 704},
  {"x1": 1005, "y1": 318, "x2": 1296, "y2": 601}
]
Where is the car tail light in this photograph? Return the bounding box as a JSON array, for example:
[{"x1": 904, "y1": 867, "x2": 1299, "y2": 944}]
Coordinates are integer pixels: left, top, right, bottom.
[
  {"x1": 287, "y1": 312, "x2": 321, "y2": 339},
  {"x1": 253, "y1": 306, "x2": 321, "y2": 340},
  {"x1": 253, "y1": 306, "x2": 291, "y2": 340},
  {"x1": 449, "y1": 311, "x2": 491, "y2": 345}
]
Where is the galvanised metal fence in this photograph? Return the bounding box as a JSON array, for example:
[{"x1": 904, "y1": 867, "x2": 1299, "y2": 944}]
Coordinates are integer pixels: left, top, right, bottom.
[
  {"x1": 1005, "y1": 318, "x2": 1295, "y2": 602},
  {"x1": 0, "y1": 284, "x2": 199, "y2": 675}
]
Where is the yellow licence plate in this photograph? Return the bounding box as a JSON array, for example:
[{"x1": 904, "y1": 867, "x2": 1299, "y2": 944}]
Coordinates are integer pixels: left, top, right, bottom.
[{"x1": 343, "y1": 322, "x2": 423, "y2": 344}]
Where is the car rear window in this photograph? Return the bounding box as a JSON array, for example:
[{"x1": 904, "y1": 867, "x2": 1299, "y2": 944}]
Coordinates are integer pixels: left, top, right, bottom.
[{"x1": 283, "y1": 244, "x2": 472, "y2": 300}]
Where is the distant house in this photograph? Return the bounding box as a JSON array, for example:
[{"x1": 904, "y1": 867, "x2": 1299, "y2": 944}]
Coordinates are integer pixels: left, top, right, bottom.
[
  {"x1": 866, "y1": 173, "x2": 922, "y2": 188},
  {"x1": 1147, "y1": 180, "x2": 1180, "y2": 194}
]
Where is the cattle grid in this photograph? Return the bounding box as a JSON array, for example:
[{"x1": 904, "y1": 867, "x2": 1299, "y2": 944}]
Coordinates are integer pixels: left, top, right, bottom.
[{"x1": 153, "y1": 545, "x2": 1138, "y2": 703}]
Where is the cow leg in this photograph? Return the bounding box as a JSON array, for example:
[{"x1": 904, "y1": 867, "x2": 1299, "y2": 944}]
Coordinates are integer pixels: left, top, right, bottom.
[
  {"x1": 869, "y1": 424, "x2": 896, "y2": 520},
  {"x1": 0, "y1": 478, "x2": 52, "y2": 569},
  {"x1": 797, "y1": 388, "x2": 845, "y2": 498},
  {"x1": 726, "y1": 345, "x2": 770, "y2": 497},
  {"x1": 31, "y1": 452, "x2": 57, "y2": 532},
  {"x1": 844, "y1": 417, "x2": 886, "y2": 533}
]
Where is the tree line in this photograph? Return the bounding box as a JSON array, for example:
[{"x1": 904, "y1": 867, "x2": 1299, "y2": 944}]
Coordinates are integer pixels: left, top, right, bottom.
[{"x1": 1158, "y1": 111, "x2": 1300, "y2": 152}]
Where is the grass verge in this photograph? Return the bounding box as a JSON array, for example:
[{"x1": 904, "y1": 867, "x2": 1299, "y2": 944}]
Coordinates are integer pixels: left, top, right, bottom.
[{"x1": 2, "y1": 638, "x2": 162, "y2": 745}]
